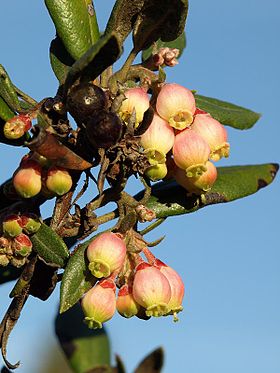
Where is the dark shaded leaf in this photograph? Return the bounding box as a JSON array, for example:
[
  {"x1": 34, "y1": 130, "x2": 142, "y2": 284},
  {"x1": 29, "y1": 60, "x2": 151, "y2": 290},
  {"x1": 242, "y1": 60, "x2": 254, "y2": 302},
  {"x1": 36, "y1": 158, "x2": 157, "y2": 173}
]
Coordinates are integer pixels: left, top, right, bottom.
[
  {"x1": 45, "y1": 0, "x2": 99, "y2": 60},
  {"x1": 55, "y1": 303, "x2": 110, "y2": 373},
  {"x1": 0, "y1": 266, "x2": 22, "y2": 285},
  {"x1": 63, "y1": 32, "x2": 122, "y2": 96},
  {"x1": 133, "y1": 0, "x2": 188, "y2": 52},
  {"x1": 60, "y1": 241, "x2": 97, "y2": 313},
  {"x1": 135, "y1": 164, "x2": 279, "y2": 218},
  {"x1": 134, "y1": 348, "x2": 164, "y2": 373},
  {"x1": 142, "y1": 32, "x2": 186, "y2": 62},
  {"x1": 31, "y1": 223, "x2": 69, "y2": 267},
  {"x1": 195, "y1": 94, "x2": 261, "y2": 130},
  {"x1": 29, "y1": 259, "x2": 58, "y2": 300},
  {"x1": 0, "y1": 97, "x2": 15, "y2": 122},
  {"x1": 0, "y1": 65, "x2": 20, "y2": 112},
  {"x1": 50, "y1": 36, "x2": 75, "y2": 84},
  {"x1": 105, "y1": 0, "x2": 144, "y2": 45}
]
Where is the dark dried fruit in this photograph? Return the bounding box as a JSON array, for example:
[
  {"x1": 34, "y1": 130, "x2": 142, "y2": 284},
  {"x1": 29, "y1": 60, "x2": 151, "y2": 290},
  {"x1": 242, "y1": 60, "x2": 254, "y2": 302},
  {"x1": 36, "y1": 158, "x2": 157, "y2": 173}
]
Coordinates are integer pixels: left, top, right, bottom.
[
  {"x1": 85, "y1": 111, "x2": 122, "y2": 149},
  {"x1": 66, "y1": 82, "x2": 107, "y2": 125}
]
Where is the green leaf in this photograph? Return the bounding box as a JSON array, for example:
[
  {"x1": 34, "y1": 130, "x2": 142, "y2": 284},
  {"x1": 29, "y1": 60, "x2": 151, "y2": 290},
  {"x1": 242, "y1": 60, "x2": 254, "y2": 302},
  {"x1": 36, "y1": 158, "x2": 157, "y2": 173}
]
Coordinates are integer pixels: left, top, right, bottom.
[
  {"x1": 0, "y1": 65, "x2": 21, "y2": 112},
  {"x1": 45, "y1": 0, "x2": 100, "y2": 61},
  {"x1": 105, "y1": 0, "x2": 144, "y2": 45},
  {"x1": 50, "y1": 36, "x2": 75, "y2": 84},
  {"x1": 63, "y1": 32, "x2": 122, "y2": 95},
  {"x1": 0, "y1": 97, "x2": 15, "y2": 122},
  {"x1": 195, "y1": 94, "x2": 261, "y2": 130},
  {"x1": 55, "y1": 303, "x2": 110, "y2": 373},
  {"x1": 142, "y1": 32, "x2": 186, "y2": 62},
  {"x1": 0, "y1": 266, "x2": 22, "y2": 285},
  {"x1": 60, "y1": 241, "x2": 97, "y2": 313},
  {"x1": 133, "y1": 0, "x2": 188, "y2": 52},
  {"x1": 135, "y1": 164, "x2": 278, "y2": 218},
  {"x1": 30, "y1": 223, "x2": 69, "y2": 267},
  {"x1": 134, "y1": 348, "x2": 164, "y2": 373}
]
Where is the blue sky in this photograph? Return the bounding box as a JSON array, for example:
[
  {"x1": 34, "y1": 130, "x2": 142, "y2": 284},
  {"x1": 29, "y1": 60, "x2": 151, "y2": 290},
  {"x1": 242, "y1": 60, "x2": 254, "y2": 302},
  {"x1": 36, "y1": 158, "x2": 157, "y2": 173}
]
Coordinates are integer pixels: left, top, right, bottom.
[{"x1": 0, "y1": 1, "x2": 279, "y2": 372}]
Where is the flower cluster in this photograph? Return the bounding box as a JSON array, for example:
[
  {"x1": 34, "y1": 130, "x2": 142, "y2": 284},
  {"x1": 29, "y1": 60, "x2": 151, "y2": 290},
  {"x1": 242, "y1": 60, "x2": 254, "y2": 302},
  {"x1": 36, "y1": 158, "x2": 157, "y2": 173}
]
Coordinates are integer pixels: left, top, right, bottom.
[
  {"x1": 12, "y1": 153, "x2": 73, "y2": 199},
  {"x1": 0, "y1": 213, "x2": 41, "y2": 267},
  {"x1": 81, "y1": 231, "x2": 184, "y2": 329},
  {"x1": 119, "y1": 83, "x2": 230, "y2": 194}
]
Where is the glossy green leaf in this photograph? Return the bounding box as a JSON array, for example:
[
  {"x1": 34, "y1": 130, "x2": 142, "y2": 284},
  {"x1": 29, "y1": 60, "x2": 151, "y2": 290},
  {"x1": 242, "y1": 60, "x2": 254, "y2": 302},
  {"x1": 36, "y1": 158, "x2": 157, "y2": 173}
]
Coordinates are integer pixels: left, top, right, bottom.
[
  {"x1": 135, "y1": 164, "x2": 278, "y2": 218},
  {"x1": 60, "y1": 241, "x2": 97, "y2": 313},
  {"x1": 195, "y1": 94, "x2": 261, "y2": 130},
  {"x1": 105, "y1": 0, "x2": 144, "y2": 45},
  {"x1": 55, "y1": 303, "x2": 110, "y2": 373},
  {"x1": 134, "y1": 348, "x2": 164, "y2": 373},
  {"x1": 133, "y1": 0, "x2": 188, "y2": 52},
  {"x1": 142, "y1": 32, "x2": 186, "y2": 62},
  {"x1": 63, "y1": 32, "x2": 122, "y2": 95},
  {"x1": 0, "y1": 65, "x2": 20, "y2": 112},
  {"x1": 50, "y1": 36, "x2": 75, "y2": 84},
  {"x1": 45, "y1": 0, "x2": 100, "y2": 60},
  {"x1": 0, "y1": 97, "x2": 15, "y2": 122},
  {"x1": 0, "y1": 266, "x2": 21, "y2": 285},
  {"x1": 31, "y1": 223, "x2": 69, "y2": 267}
]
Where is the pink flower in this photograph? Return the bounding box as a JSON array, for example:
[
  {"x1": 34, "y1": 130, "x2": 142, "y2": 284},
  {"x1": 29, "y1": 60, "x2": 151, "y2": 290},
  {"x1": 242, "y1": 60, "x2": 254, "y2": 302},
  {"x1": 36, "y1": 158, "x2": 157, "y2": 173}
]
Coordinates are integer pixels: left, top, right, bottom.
[
  {"x1": 116, "y1": 284, "x2": 140, "y2": 318},
  {"x1": 192, "y1": 113, "x2": 230, "y2": 161},
  {"x1": 119, "y1": 87, "x2": 150, "y2": 128},
  {"x1": 13, "y1": 160, "x2": 42, "y2": 198},
  {"x1": 45, "y1": 167, "x2": 72, "y2": 196},
  {"x1": 141, "y1": 113, "x2": 175, "y2": 165},
  {"x1": 156, "y1": 83, "x2": 196, "y2": 130},
  {"x1": 132, "y1": 262, "x2": 171, "y2": 317},
  {"x1": 173, "y1": 129, "x2": 210, "y2": 177},
  {"x1": 81, "y1": 279, "x2": 116, "y2": 329},
  {"x1": 87, "y1": 232, "x2": 126, "y2": 278}
]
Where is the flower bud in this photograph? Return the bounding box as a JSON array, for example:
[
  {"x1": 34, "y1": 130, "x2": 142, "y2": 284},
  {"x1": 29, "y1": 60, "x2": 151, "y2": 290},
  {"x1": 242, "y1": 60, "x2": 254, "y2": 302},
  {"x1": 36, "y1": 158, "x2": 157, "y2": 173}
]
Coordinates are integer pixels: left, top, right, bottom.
[
  {"x1": 173, "y1": 129, "x2": 210, "y2": 177},
  {"x1": 66, "y1": 82, "x2": 107, "y2": 125},
  {"x1": 154, "y1": 259, "x2": 184, "y2": 321},
  {"x1": 4, "y1": 114, "x2": 31, "y2": 140},
  {"x1": 145, "y1": 163, "x2": 168, "y2": 181},
  {"x1": 13, "y1": 160, "x2": 42, "y2": 198},
  {"x1": 175, "y1": 161, "x2": 217, "y2": 194},
  {"x1": 191, "y1": 113, "x2": 230, "y2": 161},
  {"x1": 85, "y1": 111, "x2": 122, "y2": 149},
  {"x1": 0, "y1": 236, "x2": 12, "y2": 255},
  {"x1": 10, "y1": 256, "x2": 27, "y2": 268},
  {"x1": 0, "y1": 254, "x2": 9, "y2": 267},
  {"x1": 119, "y1": 87, "x2": 150, "y2": 128},
  {"x1": 135, "y1": 205, "x2": 156, "y2": 223},
  {"x1": 21, "y1": 213, "x2": 41, "y2": 234},
  {"x1": 81, "y1": 279, "x2": 116, "y2": 329},
  {"x1": 87, "y1": 232, "x2": 126, "y2": 278},
  {"x1": 45, "y1": 167, "x2": 72, "y2": 196},
  {"x1": 141, "y1": 113, "x2": 175, "y2": 165},
  {"x1": 156, "y1": 83, "x2": 196, "y2": 130},
  {"x1": 2, "y1": 214, "x2": 23, "y2": 237},
  {"x1": 117, "y1": 284, "x2": 140, "y2": 318},
  {"x1": 153, "y1": 48, "x2": 179, "y2": 67},
  {"x1": 12, "y1": 233, "x2": 33, "y2": 257},
  {"x1": 132, "y1": 262, "x2": 171, "y2": 317}
]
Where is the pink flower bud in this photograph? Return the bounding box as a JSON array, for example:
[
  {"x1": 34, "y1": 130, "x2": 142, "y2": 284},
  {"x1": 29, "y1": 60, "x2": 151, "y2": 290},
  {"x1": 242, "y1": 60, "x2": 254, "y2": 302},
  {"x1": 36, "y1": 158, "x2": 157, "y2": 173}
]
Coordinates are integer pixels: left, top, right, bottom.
[
  {"x1": 140, "y1": 113, "x2": 175, "y2": 165},
  {"x1": 175, "y1": 161, "x2": 217, "y2": 194},
  {"x1": 13, "y1": 160, "x2": 42, "y2": 198},
  {"x1": 191, "y1": 114, "x2": 230, "y2": 161},
  {"x1": 135, "y1": 205, "x2": 156, "y2": 223},
  {"x1": 21, "y1": 213, "x2": 41, "y2": 234},
  {"x1": 153, "y1": 48, "x2": 179, "y2": 67},
  {"x1": 119, "y1": 87, "x2": 150, "y2": 128},
  {"x1": 12, "y1": 233, "x2": 33, "y2": 257},
  {"x1": 81, "y1": 279, "x2": 116, "y2": 329},
  {"x1": 3, "y1": 114, "x2": 31, "y2": 140},
  {"x1": 145, "y1": 163, "x2": 168, "y2": 181},
  {"x1": 156, "y1": 83, "x2": 196, "y2": 130},
  {"x1": 116, "y1": 285, "x2": 140, "y2": 318},
  {"x1": 87, "y1": 232, "x2": 126, "y2": 278},
  {"x1": 173, "y1": 129, "x2": 210, "y2": 177},
  {"x1": 132, "y1": 262, "x2": 171, "y2": 317},
  {"x1": 2, "y1": 214, "x2": 23, "y2": 237},
  {"x1": 154, "y1": 259, "x2": 184, "y2": 322},
  {"x1": 45, "y1": 167, "x2": 72, "y2": 196}
]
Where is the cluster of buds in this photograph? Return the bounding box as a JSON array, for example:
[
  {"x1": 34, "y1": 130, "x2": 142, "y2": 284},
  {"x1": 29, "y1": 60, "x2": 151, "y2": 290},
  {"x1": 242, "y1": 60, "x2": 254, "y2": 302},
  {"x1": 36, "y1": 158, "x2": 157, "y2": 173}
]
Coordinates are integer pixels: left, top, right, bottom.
[
  {"x1": 3, "y1": 114, "x2": 32, "y2": 140},
  {"x1": 12, "y1": 153, "x2": 73, "y2": 199},
  {"x1": 0, "y1": 213, "x2": 41, "y2": 267},
  {"x1": 81, "y1": 231, "x2": 185, "y2": 329},
  {"x1": 118, "y1": 83, "x2": 230, "y2": 193}
]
